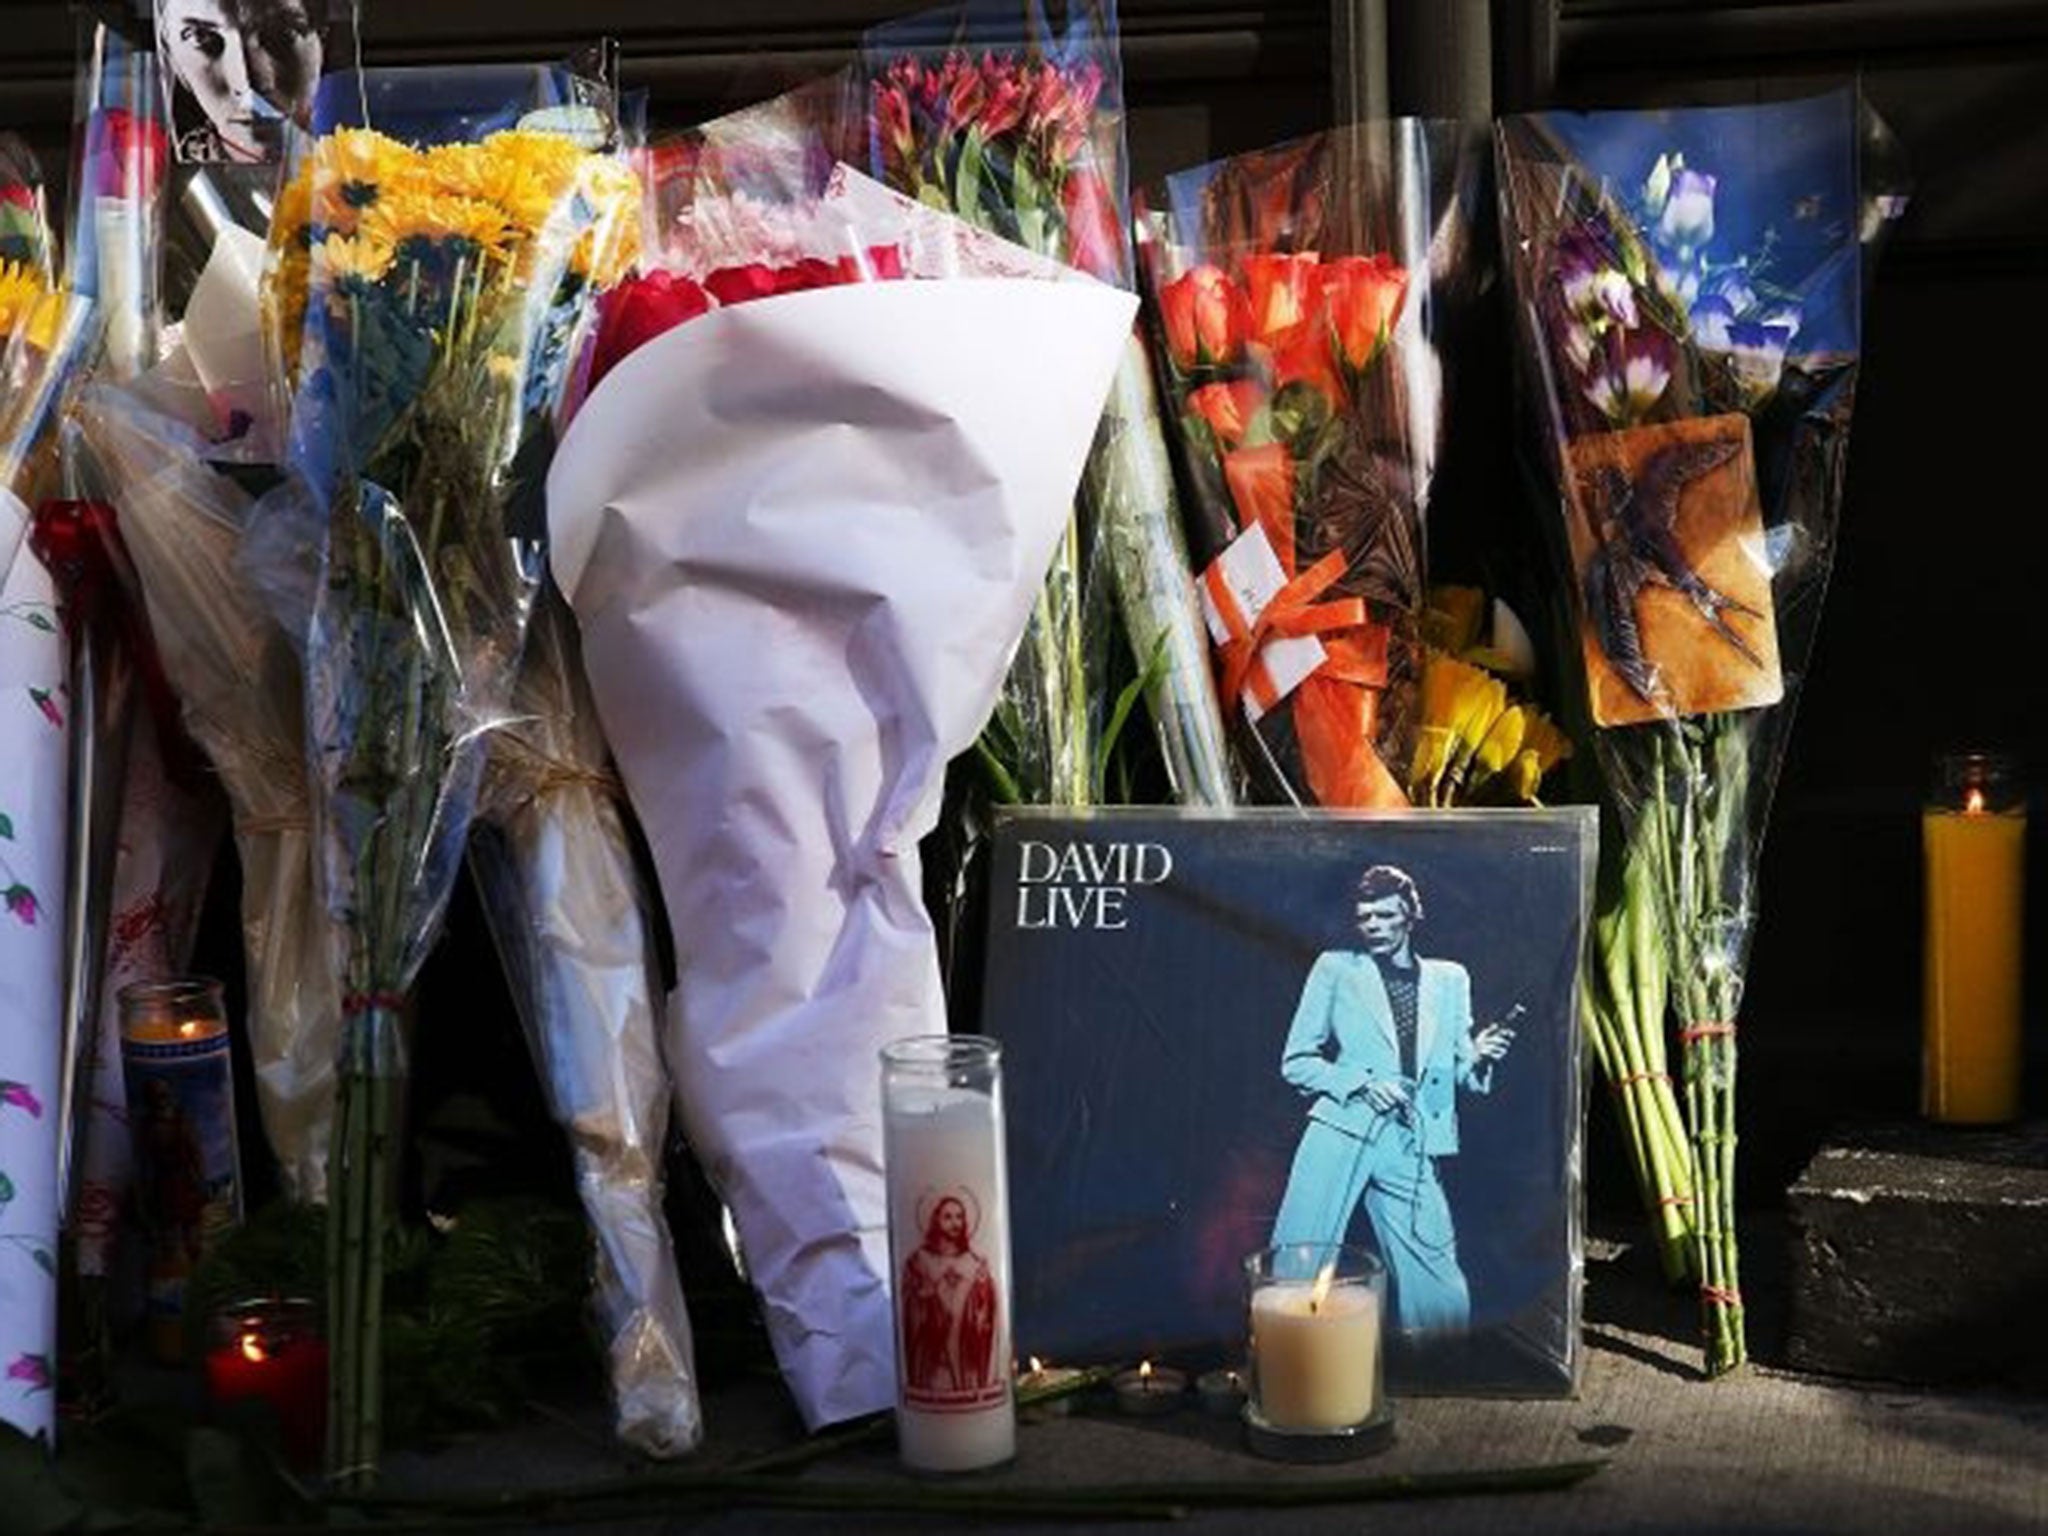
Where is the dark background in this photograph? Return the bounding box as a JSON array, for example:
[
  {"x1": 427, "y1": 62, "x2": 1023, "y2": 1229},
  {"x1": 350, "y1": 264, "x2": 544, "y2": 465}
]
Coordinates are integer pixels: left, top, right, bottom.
[{"x1": 3, "y1": 0, "x2": 2041, "y2": 1221}]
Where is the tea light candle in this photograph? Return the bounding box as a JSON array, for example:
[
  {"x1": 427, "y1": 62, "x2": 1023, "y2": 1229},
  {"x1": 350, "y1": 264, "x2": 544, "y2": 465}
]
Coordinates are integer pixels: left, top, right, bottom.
[
  {"x1": 1923, "y1": 752, "x2": 2028, "y2": 1124},
  {"x1": 1111, "y1": 1361, "x2": 1187, "y2": 1415},
  {"x1": 1016, "y1": 1357, "x2": 1085, "y2": 1415},
  {"x1": 1196, "y1": 1367, "x2": 1247, "y2": 1418}
]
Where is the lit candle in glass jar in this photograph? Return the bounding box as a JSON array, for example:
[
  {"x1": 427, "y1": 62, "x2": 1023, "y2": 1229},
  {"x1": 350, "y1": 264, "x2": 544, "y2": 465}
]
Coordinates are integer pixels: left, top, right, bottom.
[
  {"x1": 1244, "y1": 1243, "x2": 1392, "y2": 1459},
  {"x1": 203, "y1": 1298, "x2": 328, "y2": 1469},
  {"x1": 119, "y1": 979, "x2": 244, "y2": 1363},
  {"x1": 1923, "y1": 752, "x2": 2028, "y2": 1124}
]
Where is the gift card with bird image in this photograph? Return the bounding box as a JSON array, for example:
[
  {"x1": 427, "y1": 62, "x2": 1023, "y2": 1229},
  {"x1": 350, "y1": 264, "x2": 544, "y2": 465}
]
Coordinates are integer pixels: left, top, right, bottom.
[{"x1": 1563, "y1": 413, "x2": 1782, "y2": 727}]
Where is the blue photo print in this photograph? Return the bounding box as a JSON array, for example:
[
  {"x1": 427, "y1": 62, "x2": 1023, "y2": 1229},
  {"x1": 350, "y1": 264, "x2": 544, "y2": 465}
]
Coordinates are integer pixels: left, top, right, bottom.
[{"x1": 981, "y1": 806, "x2": 1594, "y2": 1395}]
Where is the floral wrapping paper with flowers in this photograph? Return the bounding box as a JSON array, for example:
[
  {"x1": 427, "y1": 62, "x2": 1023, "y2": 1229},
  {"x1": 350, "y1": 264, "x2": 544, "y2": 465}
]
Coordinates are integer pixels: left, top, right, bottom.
[{"x1": 0, "y1": 536, "x2": 64, "y2": 1446}]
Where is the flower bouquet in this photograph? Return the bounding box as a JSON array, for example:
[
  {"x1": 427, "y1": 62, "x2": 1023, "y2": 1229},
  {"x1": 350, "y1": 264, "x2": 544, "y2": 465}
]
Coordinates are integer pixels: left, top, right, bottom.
[
  {"x1": 258, "y1": 64, "x2": 640, "y2": 1481},
  {"x1": 1409, "y1": 585, "x2": 1572, "y2": 807},
  {"x1": 467, "y1": 589, "x2": 704, "y2": 1457},
  {"x1": 1138, "y1": 122, "x2": 1478, "y2": 808},
  {"x1": 1498, "y1": 92, "x2": 1906, "y2": 1369},
  {"x1": 547, "y1": 150, "x2": 1135, "y2": 1427},
  {"x1": 864, "y1": 2, "x2": 1233, "y2": 808}
]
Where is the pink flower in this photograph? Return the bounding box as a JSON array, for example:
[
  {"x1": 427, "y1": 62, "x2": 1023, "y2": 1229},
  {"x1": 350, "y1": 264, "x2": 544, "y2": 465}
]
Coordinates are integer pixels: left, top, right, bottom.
[
  {"x1": 4, "y1": 883, "x2": 36, "y2": 925},
  {"x1": 976, "y1": 56, "x2": 1028, "y2": 139},
  {"x1": 1, "y1": 1080, "x2": 41, "y2": 1116},
  {"x1": 6, "y1": 1353, "x2": 50, "y2": 1391},
  {"x1": 940, "y1": 53, "x2": 985, "y2": 136},
  {"x1": 874, "y1": 83, "x2": 917, "y2": 179}
]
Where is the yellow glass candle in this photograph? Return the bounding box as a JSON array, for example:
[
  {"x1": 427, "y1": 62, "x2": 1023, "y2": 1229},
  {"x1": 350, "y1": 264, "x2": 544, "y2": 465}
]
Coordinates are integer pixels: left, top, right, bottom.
[{"x1": 1922, "y1": 753, "x2": 2028, "y2": 1124}]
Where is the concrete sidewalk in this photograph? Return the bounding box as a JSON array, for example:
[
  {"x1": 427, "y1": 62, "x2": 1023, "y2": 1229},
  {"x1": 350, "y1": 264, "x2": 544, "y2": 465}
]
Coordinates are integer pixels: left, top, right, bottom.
[{"x1": 383, "y1": 1231, "x2": 2048, "y2": 1535}]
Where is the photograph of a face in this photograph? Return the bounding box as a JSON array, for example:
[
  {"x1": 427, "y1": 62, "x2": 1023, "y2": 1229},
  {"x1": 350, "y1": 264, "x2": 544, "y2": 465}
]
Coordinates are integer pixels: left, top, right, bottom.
[
  {"x1": 155, "y1": 0, "x2": 328, "y2": 164},
  {"x1": 980, "y1": 807, "x2": 1592, "y2": 1395},
  {"x1": 1564, "y1": 412, "x2": 1784, "y2": 727}
]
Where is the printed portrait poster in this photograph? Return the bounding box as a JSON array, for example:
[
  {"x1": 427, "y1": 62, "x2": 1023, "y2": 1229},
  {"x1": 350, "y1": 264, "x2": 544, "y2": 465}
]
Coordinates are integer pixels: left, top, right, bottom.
[
  {"x1": 980, "y1": 808, "x2": 1593, "y2": 1395},
  {"x1": 154, "y1": 0, "x2": 346, "y2": 164}
]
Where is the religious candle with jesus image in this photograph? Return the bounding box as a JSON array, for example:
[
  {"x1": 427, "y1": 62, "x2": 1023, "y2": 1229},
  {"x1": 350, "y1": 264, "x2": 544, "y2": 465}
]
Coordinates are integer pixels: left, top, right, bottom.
[{"x1": 882, "y1": 1036, "x2": 1014, "y2": 1473}]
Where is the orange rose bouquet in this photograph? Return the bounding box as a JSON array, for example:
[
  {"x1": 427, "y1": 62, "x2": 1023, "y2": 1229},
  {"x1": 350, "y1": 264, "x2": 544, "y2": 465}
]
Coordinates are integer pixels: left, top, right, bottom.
[{"x1": 1139, "y1": 124, "x2": 1477, "y2": 808}]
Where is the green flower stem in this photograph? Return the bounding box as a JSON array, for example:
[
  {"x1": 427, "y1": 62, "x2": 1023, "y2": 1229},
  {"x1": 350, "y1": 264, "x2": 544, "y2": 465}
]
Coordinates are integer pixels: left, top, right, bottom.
[
  {"x1": 1585, "y1": 834, "x2": 1696, "y2": 1284},
  {"x1": 331, "y1": 1462, "x2": 1604, "y2": 1527},
  {"x1": 1653, "y1": 721, "x2": 1749, "y2": 1375}
]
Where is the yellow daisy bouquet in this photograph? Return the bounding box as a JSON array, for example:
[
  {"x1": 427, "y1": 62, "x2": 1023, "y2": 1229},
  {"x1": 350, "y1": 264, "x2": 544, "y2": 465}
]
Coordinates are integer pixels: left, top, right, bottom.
[{"x1": 261, "y1": 98, "x2": 638, "y2": 1487}]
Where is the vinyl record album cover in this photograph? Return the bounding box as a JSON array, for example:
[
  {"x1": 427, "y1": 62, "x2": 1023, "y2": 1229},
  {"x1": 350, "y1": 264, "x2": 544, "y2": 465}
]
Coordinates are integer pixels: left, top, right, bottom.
[{"x1": 981, "y1": 808, "x2": 1594, "y2": 1395}]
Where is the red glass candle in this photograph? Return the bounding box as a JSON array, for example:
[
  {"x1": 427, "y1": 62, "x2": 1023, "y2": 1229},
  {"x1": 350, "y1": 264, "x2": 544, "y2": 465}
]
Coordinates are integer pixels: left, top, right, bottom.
[{"x1": 203, "y1": 1298, "x2": 328, "y2": 1468}]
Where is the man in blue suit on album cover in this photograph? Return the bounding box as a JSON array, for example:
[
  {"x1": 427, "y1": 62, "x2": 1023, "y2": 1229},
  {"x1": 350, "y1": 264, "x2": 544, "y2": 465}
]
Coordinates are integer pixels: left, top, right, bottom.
[{"x1": 1271, "y1": 864, "x2": 1517, "y2": 1336}]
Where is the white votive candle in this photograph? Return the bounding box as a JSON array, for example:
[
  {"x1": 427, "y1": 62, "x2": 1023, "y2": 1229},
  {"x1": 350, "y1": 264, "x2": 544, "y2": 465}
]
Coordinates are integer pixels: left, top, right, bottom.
[
  {"x1": 1250, "y1": 1279, "x2": 1381, "y2": 1429},
  {"x1": 882, "y1": 1037, "x2": 1014, "y2": 1473}
]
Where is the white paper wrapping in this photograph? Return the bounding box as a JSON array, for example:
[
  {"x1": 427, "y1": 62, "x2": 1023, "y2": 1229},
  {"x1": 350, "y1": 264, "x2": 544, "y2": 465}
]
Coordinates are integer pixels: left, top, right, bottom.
[
  {"x1": 548, "y1": 278, "x2": 1136, "y2": 1427},
  {"x1": 0, "y1": 509, "x2": 66, "y2": 1442}
]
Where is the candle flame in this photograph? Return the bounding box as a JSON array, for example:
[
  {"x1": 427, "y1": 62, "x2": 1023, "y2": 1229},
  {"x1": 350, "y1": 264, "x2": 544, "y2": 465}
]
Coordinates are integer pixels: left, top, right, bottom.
[
  {"x1": 179, "y1": 1019, "x2": 203, "y2": 1038},
  {"x1": 1966, "y1": 786, "x2": 1987, "y2": 815},
  {"x1": 239, "y1": 1331, "x2": 267, "y2": 1364},
  {"x1": 1029, "y1": 1356, "x2": 1044, "y2": 1373},
  {"x1": 1139, "y1": 1360, "x2": 1153, "y2": 1383},
  {"x1": 1309, "y1": 1260, "x2": 1336, "y2": 1315}
]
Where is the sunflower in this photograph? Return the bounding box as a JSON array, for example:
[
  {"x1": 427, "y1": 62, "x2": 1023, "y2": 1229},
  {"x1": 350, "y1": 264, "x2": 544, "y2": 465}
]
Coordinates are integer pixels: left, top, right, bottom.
[
  {"x1": 312, "y1": 128, "x2": 419, "y2": 231},
  {"x1": 313, "y1": 231, "x2": 397, "y2": 287},
  {"x1": 361, "y1": 189, "x2": 516, "y2": 262},
  {"x1": 423, "y1": 142, "x2": 567, "y2": 233},
  {"x1": 0, "y1": 257, "x2": 45, "y2": 337},
  {"x1": 271, "y1": 161, "x2": 315, "y2": 245}
]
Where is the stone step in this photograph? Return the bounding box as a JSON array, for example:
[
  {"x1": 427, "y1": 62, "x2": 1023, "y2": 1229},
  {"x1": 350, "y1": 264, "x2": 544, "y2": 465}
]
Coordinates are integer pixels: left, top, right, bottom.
[{"x1": 1787, "y1": 1121, "x2": 2048, "y2": 1391}]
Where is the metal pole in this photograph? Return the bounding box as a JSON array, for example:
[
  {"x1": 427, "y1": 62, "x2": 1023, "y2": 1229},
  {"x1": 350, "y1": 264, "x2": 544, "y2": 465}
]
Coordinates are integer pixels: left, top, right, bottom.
[
  {"x1": 1332, "y1": 0, "x2": 1390, "y2": 127},
  {"x1": 1493, "y1": 0, "x2": 1560, "y2": 114},
  {"x1": 1387, "y1": 0, "x2": 1493, "y2": 124}
]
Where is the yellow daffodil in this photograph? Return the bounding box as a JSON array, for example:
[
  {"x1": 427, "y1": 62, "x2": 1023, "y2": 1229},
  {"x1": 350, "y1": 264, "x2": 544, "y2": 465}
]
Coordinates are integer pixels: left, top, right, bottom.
[
  {"x1": 0, "y1": 258, "x2": 45, "y2": 338},
  {"x1": 1414, "y1": 648, "x2": 1504, "y2": 805},
  {"x1": 1408, "y1": 725, "x2": 1457, "y2": 804},
  {"x1": 1421, "y1": 584, "x2": 1487, "y2": 655},
  {"x1": 1468, "y1": 704, "x2": 1529, "y2": 793},
  {"x1": 1503, "y1": 712, "x2": 1573, "y2": 803}
]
